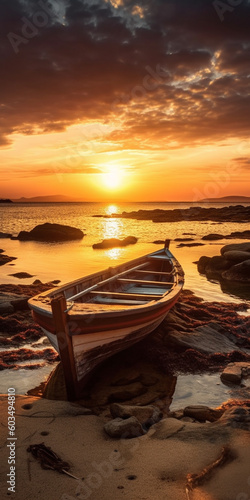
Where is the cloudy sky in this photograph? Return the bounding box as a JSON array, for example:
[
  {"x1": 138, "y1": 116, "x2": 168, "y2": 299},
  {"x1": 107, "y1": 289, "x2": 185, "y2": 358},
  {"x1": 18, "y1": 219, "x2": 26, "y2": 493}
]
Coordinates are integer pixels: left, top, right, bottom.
[{"x1": 1, "y1": 0, "x2": 250, "y2": 201}]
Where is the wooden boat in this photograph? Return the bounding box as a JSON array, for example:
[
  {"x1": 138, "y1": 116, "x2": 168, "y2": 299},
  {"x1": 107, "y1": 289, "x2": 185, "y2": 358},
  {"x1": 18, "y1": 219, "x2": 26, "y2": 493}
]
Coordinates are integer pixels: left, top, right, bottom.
[{"x1": 28, "y1": 241, "x2": 184, "y2": 399}]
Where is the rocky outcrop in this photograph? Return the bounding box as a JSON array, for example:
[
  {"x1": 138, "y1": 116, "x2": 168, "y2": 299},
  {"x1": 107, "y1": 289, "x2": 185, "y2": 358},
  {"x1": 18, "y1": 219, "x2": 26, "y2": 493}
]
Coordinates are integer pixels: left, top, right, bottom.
[
  {"x1": 0, "y1": 232, "x2": 12, "y2": 238},
  {"x1": 202, "y1": 230, "x2": 250, "y2": 241},
  {"x1": 93, "y1": 236, "x2": 138, "y2": 249},
  {"x1": 222, "y1": 260, "x2": 250, "y2": 282},
  {"x1": 17, "y1": 223, "x2": 84, "y2": 242},
  {"x1": 0, "y1": 254, "x2": 17, "y2": 266},
  {"x1": 221, "y1": 242, "x2": 250, "y2": 254},
  {"x1": 197, "y1": 242, "x2": 250, "y2": 283},
  {"x1": 98, "y1": 205, "x2": 250, "y2": 223},
  {"x1": 8, "y1": 272, "x2": 34, "y2": 279}
]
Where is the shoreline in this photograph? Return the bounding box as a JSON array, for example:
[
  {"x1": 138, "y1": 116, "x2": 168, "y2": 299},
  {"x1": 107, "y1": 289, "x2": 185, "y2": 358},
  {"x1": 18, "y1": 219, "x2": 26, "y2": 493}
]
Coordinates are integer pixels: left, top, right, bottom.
[{"x1": 0, "y1": 282, "x2": 250, "y2": 499}]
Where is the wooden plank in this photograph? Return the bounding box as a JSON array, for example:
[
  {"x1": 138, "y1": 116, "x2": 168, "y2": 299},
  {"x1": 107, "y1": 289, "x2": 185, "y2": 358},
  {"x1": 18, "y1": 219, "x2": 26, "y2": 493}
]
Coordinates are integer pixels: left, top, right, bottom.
[
  {"x1": 93, "y1": 297, "x2": 148, "y2": 305},
  {"x1": 51, "y1": 295, "x2": 79, "y2": 401},
  {"x1": 135, "y1": 270, "x2": 175, "y2": 276},
  {"x1": 90, "y1": 290, "x2": 161, "y2": 300},
  {"x1": 67, "y1": 262, "x2": 148, "y2": 302},
  {"x1": 148, "y1": 255, "x2": 170, "y2": 260},
  {"x1": 118, "y1": 278, "x2": 174, "y2": 286}
]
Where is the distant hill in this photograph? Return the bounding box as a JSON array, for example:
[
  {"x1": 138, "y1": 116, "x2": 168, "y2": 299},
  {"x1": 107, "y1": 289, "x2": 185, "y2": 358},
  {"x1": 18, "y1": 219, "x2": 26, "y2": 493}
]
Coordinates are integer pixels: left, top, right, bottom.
[
  {"x1": 199, "y1": 196, "x2": 250, "y2": 203},
  {"x1": 12, "y1": 195, "x2": 79, "y2": 203},
  {"x1": 0, "y1": 198, "x2": 13, "y2": 203}
]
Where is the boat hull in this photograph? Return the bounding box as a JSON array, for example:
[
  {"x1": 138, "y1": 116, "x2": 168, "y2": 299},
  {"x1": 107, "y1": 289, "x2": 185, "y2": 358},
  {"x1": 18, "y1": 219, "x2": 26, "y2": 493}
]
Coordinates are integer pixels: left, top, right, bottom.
[
  {"x1": 29, "y1": 244, "x2": 184, "y2": 396},
  {"x1": 40, "y1": 303, "x2": 174, "y2": 384}
]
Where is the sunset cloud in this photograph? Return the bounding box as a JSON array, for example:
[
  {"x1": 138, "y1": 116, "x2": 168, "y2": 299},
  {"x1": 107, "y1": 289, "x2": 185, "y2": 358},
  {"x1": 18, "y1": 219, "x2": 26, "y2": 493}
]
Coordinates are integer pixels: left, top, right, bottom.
[{"x1": 1, "y1": 0, "x2": 250, "y2": 199}]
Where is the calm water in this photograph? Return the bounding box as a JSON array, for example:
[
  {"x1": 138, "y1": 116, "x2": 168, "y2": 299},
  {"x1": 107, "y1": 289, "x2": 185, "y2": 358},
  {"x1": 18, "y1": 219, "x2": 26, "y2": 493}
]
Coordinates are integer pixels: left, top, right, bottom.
[
  {"x1": 0, "y1": 201, "x2": 249, "y2": 400},
  {"x1": 1, "y1": 201, "x2": 250, "y2": 304}
]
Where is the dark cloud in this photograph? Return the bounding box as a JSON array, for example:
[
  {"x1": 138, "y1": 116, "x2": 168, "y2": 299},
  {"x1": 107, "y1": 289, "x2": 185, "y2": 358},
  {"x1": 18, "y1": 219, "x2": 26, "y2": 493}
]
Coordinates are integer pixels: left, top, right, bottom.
[{"x1": 0, "y1": 0, "x2": 250, "y2": 149}]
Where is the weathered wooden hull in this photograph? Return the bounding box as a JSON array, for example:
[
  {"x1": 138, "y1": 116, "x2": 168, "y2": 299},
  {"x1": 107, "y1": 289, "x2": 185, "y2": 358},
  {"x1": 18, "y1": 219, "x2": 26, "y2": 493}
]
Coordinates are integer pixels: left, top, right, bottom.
[
  {"x1": 37, "y1": 293, "x2": 180, "y2": 384},
  {"x1": 29, "y1": 245, "x2": 184, "y2": 397}
]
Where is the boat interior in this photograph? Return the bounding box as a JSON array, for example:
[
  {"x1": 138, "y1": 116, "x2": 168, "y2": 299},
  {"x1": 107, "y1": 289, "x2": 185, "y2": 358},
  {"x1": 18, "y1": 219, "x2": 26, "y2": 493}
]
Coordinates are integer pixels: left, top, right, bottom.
[{"x1": 64, "y1": 250, "x2": 180, "y2": 307}]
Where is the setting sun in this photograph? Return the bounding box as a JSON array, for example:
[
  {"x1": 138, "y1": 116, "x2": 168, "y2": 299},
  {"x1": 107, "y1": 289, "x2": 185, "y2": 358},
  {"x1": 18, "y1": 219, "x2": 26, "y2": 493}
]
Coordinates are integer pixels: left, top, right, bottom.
[{"x1": 101, "y1": 165, "x2": 123, "y2": 190}]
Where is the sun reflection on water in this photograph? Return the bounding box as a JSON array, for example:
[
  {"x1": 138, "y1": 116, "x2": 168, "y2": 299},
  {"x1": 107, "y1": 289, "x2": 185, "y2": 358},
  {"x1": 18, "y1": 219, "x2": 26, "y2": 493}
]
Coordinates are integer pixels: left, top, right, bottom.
[
  {"x1": 104, "y1": 247, "x2": 123, "y2": 260},
  {"x1": 102, "y1": 204, "x2": 124, "y2": 260},
  {"x1": 105, "y1": 204, "x2": 119, "y2": 216}
]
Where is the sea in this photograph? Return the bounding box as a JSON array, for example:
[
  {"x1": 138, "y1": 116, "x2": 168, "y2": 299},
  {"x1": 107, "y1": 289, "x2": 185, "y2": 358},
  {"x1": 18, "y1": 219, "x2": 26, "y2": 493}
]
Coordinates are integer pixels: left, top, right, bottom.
[
  {"x1": 1, "y1": 201, "x2": 250, "y2": 303},
  {"x1": 1, "y1": 201, "x2": 250, "y2": 404}
]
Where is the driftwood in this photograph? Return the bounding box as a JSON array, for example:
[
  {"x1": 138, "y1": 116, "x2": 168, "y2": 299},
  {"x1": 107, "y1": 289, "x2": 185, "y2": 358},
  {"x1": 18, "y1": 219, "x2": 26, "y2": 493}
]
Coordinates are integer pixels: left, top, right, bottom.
[
  {"x1": 186, "y1": 445, "x2": 236, "y2": 499},
  {"x1": 27, "y1": 442, "x2": 80, "y2": 479}
]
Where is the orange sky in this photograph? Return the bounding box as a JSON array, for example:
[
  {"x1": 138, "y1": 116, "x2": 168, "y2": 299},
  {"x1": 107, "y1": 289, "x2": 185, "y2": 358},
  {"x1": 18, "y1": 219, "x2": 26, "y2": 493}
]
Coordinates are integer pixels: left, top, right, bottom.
[{"x1": 1, "y1": 0, "x2": 250, "y2": 201}]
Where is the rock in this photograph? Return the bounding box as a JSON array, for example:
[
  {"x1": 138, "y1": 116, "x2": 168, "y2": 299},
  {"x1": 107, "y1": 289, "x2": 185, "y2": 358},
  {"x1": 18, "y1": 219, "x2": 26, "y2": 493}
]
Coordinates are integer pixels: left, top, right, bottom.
[
  {"x1": 221, "y1": 362, "x2": 250, "y2": 385},
  {"x1": 218, "y1": 406, "x2": 250, "y2": 431},
  {"x1": 222, "y1": 259, "x2": 250, "y2": 282},
  {"x1": 111, "y1": 373, "x2": 140, "y2": 386},
  {"x1": 197, "y1": 256, "x2": 211, "y2": 273},
  {"x1": 223, "y1": 250, "x2": 250, "y2": 264},
  {"x1": 110, "y1": 403, "x2": 162, "y2": 427},
  {"x1": 108, "y1": 383, "x2": 147, "y2": 402},
  {"x1": 0, "y1": 254, "x2": 17, "y2": 266},
  {"x1": 50, "y1": 280, "x2": 61, "y2": 285},
  {"x1": 197, "y1": 255, "x2": 231, "y2": 276},
  {"x1": 0, "y1": 292, "x2": 29, "y2": 313},
  {"x1": 221, "y1": 242, "x2": 250, "y2": 255},
  {"x1": 183, "y1": 405, "x2": 223, "y2": 422},
  {"x1": 167, "y1": 322, "x2": 239, "y2": 354},
  {"x1": 150, "y1": 418, "x2": 185, "y2": 439},
  {"x1": 17, "y1": 223, "x2": 84, "y2": 242},
  {"x1": 202, "y1": 234, "x2": 224, "y2": 240},
  {"x1": 93, "y1": 236, "x2": 138, "y2": 249},
  {"x1": 33, "y1": 279, "x2": 42, "y2": 285},
  {"x1": 104, "y1": 416, "x2": 145, "y2": 438},
  {"x1": 174, "y1": 238, "x2": 195, "y2": 242},
  {"x1": 0, "y1": 249, "x2": 4, "y2": 253},
  {"x1": 0, "y1": 232, "x2": 12, "y2": 238},
  {"x1": 8, "y1": 272, "x2": 34, "y2": 279},
  {"x1": 177, "y1": 243, "x2": 204, "y2": 248},
  {"x1": 107, "y1": 205, "x2": 250, "y2": 223}
]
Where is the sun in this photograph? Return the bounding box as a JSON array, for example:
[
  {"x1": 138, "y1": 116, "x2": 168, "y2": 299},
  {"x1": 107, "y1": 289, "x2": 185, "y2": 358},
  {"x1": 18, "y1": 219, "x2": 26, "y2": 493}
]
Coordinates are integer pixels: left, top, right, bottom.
[{"x1": 102, "y1": 165, "x2": 123, "y2": 189}]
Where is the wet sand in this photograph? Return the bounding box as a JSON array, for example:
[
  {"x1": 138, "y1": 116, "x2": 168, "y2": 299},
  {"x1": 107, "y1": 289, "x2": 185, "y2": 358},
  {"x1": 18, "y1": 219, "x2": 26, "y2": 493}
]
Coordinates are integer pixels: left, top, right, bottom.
[{"x1": 0, "y1": 283, "x2": 250, "y2": 499}]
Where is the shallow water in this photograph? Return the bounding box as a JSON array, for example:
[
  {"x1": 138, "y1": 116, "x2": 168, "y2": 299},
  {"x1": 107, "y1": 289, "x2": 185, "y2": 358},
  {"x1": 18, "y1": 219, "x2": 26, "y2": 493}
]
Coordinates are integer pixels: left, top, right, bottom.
[
  {"x1": 170, "y1": 373, "x2": 250, "y2": 411},
  {"x1": 0, "y1": 202, "x2": 250, "y2": 402}
]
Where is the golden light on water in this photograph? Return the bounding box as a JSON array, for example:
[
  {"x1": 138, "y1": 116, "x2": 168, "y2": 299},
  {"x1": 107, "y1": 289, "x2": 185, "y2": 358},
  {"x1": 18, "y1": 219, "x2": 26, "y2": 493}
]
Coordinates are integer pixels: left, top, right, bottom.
[{"x1": 102, "y1": 204, "x2": 125, "y2": 259}]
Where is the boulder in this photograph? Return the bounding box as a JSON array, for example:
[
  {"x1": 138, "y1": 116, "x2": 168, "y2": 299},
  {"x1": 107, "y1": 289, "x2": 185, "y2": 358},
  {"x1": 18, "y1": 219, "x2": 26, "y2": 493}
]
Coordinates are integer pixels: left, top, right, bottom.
[
  {"x1": 0, "y1": 292, "x2": 29, "y2": 313},
  {"x1": 197, "y1": 255, "x2": 230, "y2": 275},
  {"x1": 222, "y1": 259, "x2": 250, "y2": 282},
  {"x1": 223, "y1": 250, "x2": 250, "y2": 264},
  {"x1": 93, "y1": 236, "x2": 137, "y2": 249},
  {"x1": 104, "y1": 416, "x2": 145, "y2": 438},
  {"x1": 221, "y1": 242, "x2": 250, "y2": 255},
  {"x1": 17, "y1": 223, "x2": 84, "y2": 242},
  {"x1": 221, "y1": 362, "x2": 250, "y2": 385},
  {"x1": 183, "y1": 405, "x2": 222, "y2": 422},
  {"x1": 110, "y1": 403, "x2": 162, "y2": 427}
]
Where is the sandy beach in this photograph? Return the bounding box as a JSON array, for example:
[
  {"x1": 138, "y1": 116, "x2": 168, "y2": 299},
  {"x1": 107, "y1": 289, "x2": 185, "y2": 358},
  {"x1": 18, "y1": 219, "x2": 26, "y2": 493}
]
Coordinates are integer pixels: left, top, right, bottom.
[
  {"x1": 1, "y1": 394, "x2": 250, "y2": 500},
  {"x1": 0, "y1": 277, "x2": 250, "y2": 500}
]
